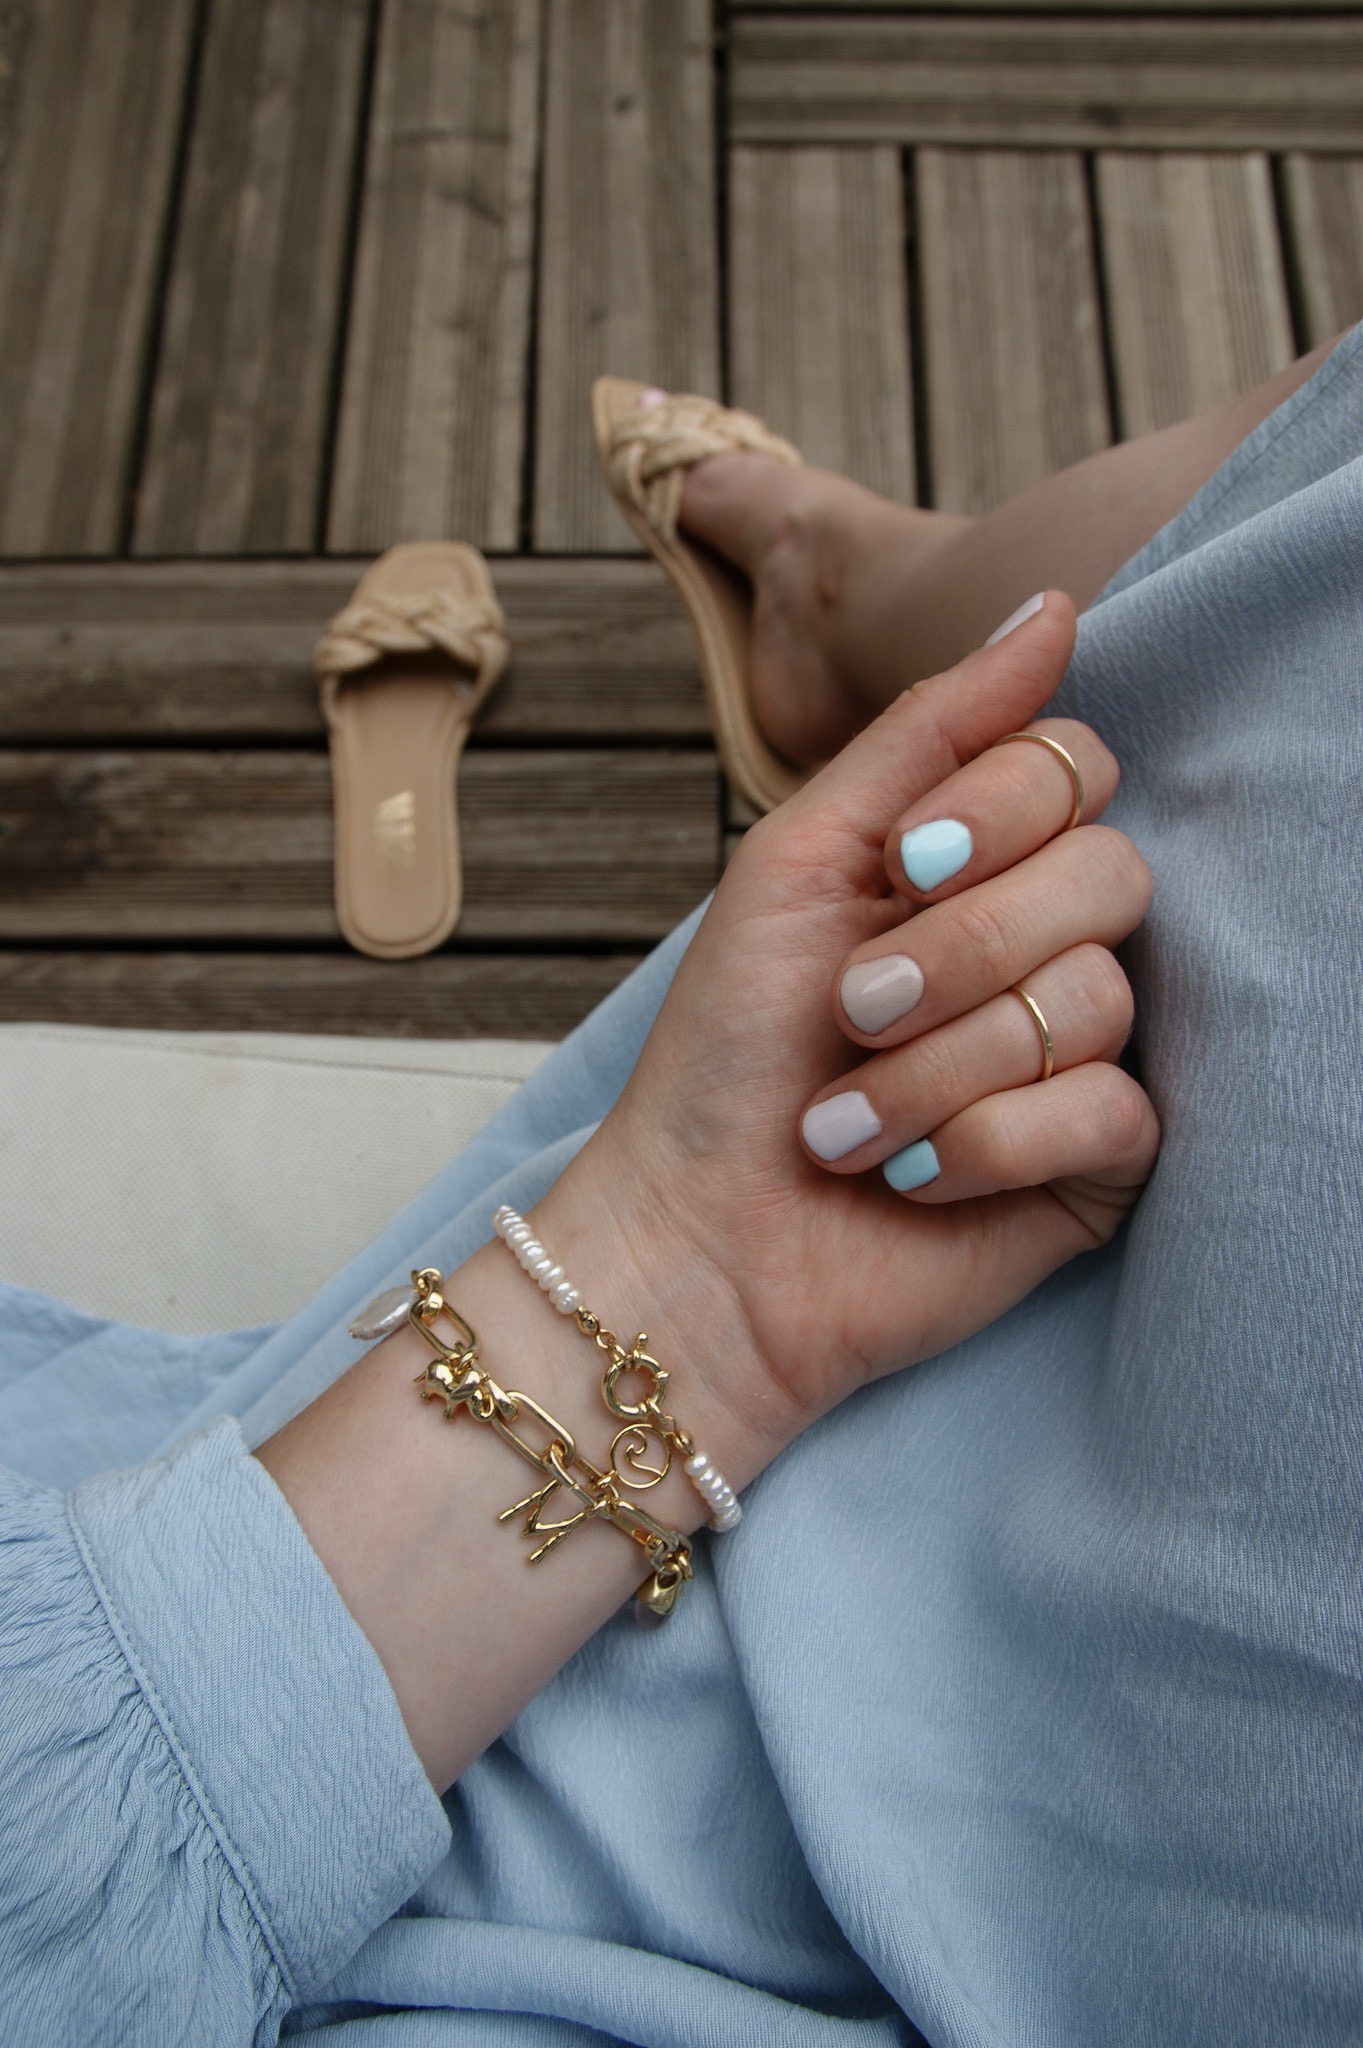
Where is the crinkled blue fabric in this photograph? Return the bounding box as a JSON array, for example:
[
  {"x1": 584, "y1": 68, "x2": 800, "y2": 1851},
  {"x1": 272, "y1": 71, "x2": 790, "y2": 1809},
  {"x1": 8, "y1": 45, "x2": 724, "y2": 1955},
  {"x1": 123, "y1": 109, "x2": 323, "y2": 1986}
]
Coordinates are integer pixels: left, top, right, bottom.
[{"x1": 3, "y1": 327, "x2": 1362, "y2": 2047}]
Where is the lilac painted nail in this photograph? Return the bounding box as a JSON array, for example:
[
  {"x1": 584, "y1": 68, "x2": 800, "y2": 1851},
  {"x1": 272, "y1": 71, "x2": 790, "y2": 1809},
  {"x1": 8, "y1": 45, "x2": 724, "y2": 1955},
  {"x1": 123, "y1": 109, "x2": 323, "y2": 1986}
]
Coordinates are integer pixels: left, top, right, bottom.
[{"x1": 801, "y1": 1090, "x2": 883, "y2": 1162}]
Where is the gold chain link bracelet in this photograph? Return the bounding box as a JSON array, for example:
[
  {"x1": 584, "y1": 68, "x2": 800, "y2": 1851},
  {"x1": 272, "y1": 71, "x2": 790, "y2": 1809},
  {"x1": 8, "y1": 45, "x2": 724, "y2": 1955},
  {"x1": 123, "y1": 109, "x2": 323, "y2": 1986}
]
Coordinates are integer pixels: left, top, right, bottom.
[{"x1": 349, "y1": 1267, "x2": 693, "y2": 1622}]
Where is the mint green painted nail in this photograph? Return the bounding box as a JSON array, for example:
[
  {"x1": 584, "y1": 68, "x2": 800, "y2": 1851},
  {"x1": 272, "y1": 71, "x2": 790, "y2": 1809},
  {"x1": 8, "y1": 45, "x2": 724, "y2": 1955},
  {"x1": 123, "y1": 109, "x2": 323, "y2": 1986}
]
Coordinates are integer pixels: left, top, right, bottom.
[
  {"x1": 900, "y1": 819, "x2": 972, "y2": 892},
  {"x1": 883, "y1": 1139, "x2": 940, "y2": 1192}
]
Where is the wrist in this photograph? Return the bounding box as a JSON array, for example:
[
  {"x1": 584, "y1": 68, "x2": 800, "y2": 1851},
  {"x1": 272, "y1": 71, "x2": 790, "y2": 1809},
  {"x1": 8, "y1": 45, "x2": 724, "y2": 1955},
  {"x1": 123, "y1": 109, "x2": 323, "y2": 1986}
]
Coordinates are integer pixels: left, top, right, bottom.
[{"x1": 530, "y1": 1116, "x2": 805, "y2": 1494}]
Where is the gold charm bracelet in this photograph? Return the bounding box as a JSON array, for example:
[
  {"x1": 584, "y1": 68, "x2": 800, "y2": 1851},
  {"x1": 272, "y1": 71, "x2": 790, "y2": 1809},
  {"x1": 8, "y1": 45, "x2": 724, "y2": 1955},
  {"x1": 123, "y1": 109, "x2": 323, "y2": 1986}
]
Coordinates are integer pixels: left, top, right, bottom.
[
  {"x1": 349, "y1": 1267, "x2": 693, "y2": 1623},
  {"x1": 491, "y1": 1205, "x2": 742, "y2": 1532}
]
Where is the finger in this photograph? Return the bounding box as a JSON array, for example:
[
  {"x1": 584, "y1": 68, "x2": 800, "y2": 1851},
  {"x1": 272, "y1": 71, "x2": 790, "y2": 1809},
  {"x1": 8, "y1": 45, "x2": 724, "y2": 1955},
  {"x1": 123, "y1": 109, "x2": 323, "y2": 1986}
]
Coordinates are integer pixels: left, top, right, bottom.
[
  {"x1": 804, "y1": 943, "x2": 1133, "y2": 1174},
  {"x1": 888, "y1": 717, "x2": 1117, "y2": 905},
  {"x1": 885, "y1": 1062, "x2": 1160, "y2": 1212},
  {"x1": 835, "y1": 828, "x2": 1151, "y2": 1048},
  {"x1": 777, "y1": 590, "x2": 1079, "y2": 853},
  {"x1": 880, "y1": 1056, "x2": 1154, "y2": 1228}
]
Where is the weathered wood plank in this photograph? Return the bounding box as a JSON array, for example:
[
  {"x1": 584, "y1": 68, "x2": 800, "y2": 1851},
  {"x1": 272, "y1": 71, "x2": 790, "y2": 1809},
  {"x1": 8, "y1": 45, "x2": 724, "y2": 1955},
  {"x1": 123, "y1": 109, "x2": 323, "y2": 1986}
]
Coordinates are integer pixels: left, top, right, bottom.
[
  {"x1": 132, "y1": 0, "x2": 370, "y2": 556},
  {"x1": 0, "y1": 750, "x2": 718, "y2": 942},
  {"x1": 0, "y1": 951, "x2": 643, "y2": 1039},
  {"x1": 0, "y1": 0, "x2": 198, "y2": 555},
  {"x1": 915, "y1": 149, "x2": 1110, "y2": 515},
  {"x1": 0, "y1": 559, "x2": 706, "y2": 741},
  {"x1": 728, "y1": 146, "x2": 915, "y2": 503},
  {"x1": 1282, "y1": 155, "x2": 1363, "y2": 348},
  {"x1": 729, "y1": 18, "x2": 1363, "y2": 152},
  {"x1": 533, "y1": 0, "x2": 721, "y2": 551},
  {"x1": 1096, "y1": 153, "x2": 1295, "y2": 439},
  {"x1": 327, "y1": 0, "x2": 540, "y2": 552},
  {"x1": 734, "y1": 0, "x2": 1362, "y2": 11}
]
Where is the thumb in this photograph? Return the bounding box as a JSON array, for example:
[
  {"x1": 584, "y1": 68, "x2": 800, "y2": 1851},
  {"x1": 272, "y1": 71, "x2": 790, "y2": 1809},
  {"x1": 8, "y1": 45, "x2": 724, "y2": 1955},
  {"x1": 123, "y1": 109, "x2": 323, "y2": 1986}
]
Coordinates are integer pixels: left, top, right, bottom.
[{"x1": 806, "y1": 589, "x2": 1078, "y2": 838}]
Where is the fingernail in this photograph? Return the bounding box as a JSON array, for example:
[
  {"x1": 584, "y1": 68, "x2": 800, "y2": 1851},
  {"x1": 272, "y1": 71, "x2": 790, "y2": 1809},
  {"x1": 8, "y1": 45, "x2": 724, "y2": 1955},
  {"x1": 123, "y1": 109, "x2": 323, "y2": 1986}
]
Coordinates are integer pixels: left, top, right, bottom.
[
  {"x1": 985, "y1": 591, "x2": 1045, "y2": 646},
  {"x1": 840, "y1": 955, "x2": 925, "y2": 1035},
  {"x1": 883, "y1": 1139, "x2": 940, "y2": 1192},
  {"x1": 802, "y1": 1090, "x2": 883, "y2": 1162},
  {"x1": 900, "y1": 819, "x2": 972, "y2": 892},
  {"x1": 639, "y1": 386, "x2": 667, "y2": 408}
]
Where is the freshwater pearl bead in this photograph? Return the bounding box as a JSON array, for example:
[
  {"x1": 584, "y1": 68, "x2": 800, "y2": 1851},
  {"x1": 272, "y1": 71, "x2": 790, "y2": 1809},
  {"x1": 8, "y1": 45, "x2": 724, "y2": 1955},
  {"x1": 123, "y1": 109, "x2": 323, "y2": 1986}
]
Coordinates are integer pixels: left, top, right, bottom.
[{"x1": 493, "y1": 1201, "x2": 745, "y2": 1536}]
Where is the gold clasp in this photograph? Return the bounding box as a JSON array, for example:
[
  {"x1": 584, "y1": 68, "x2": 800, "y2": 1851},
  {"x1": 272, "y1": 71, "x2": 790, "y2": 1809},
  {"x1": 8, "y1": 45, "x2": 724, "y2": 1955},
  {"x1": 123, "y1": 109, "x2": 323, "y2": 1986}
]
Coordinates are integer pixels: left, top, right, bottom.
[{"x1": 601, "y1": 1334, "x2": 669, "y2": 1422}]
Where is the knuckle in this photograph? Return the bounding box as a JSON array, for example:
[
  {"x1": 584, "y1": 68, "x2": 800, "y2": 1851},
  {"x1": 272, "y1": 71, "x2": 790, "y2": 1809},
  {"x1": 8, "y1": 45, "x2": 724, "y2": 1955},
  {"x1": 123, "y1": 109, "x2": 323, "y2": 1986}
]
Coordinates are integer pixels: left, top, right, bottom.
[
  {"x1": 1082, "y1": 824, "x2": 1153, "y2": 909},
  {"x1": 1069, "y1": 943, "x2": 1134, "y2": 1041},
  {"x1": 908, "y1": 1026, "x2": 967, "y2": 1105},
  {"x1": 1087, "y1": 1067, "x2": 1152, "y2": 1159},
  {"x1": 950, "y1": 893, "x2": 1020, "y2": 982},
  {"x1": 983, "y1": 1102, "x2": 1035, "y2": 1190}
]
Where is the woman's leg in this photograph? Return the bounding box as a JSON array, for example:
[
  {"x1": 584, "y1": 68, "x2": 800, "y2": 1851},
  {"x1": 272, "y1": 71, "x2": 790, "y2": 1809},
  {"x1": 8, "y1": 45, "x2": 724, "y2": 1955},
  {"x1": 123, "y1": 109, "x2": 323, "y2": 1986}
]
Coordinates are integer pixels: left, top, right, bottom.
[{"x1": 682, "y1": 336, "x2": 1342, "y2": 766}]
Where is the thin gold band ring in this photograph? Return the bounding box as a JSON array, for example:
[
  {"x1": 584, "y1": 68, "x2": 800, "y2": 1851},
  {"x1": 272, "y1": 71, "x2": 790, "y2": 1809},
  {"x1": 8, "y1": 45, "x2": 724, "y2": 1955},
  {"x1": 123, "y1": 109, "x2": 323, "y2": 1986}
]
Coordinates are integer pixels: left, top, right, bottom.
[
  {"x1": 1009, "y1": 984, "x2": 1055, "y2": 1083},
  {"x1": 994, "y1": 730, "x2": 1084, "y2": 833}
]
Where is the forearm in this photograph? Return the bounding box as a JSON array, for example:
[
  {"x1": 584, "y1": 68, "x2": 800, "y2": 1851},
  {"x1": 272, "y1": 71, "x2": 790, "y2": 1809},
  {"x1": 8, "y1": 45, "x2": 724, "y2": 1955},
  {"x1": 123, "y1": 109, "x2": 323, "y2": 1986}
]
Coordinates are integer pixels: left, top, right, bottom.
[{"x1": 255, "y1": 1136, "x2": 791, "y2": 1794}]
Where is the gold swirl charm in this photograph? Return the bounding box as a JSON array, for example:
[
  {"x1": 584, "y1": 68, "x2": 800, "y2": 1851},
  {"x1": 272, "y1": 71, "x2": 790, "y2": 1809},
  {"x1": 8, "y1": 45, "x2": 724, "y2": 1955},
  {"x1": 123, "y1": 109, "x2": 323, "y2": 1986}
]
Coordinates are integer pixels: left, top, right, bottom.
[{"x1": 609, "y1": 1422, "x2": 671, "y2": 1490}]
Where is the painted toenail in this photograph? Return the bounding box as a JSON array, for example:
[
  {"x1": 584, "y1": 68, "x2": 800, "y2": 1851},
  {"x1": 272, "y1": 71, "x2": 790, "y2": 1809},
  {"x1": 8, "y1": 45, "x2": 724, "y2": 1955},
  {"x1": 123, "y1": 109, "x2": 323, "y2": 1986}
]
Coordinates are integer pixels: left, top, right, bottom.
[
  {"x1": 900, "y1": 819, "x2": 972, "y2": 893},
  {"x1": 639, "y1": 387, "x2": 667, "y2": 408}
]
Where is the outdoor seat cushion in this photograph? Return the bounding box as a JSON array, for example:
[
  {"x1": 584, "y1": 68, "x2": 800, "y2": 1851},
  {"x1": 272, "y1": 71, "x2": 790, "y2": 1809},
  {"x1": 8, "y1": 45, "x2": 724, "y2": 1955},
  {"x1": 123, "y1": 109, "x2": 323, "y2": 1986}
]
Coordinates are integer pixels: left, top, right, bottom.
[{"x1": 0, "y1": 1024, "x2": 552, "y2": 1334}]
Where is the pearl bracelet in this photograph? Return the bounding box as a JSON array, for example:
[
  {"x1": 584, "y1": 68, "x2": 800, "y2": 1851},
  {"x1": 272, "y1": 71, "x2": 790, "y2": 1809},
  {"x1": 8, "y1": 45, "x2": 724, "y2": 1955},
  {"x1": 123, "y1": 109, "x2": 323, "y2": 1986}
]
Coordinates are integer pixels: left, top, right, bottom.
[{"x1": 492, "y1": 1204, "x2": 742, "y2": 1534}]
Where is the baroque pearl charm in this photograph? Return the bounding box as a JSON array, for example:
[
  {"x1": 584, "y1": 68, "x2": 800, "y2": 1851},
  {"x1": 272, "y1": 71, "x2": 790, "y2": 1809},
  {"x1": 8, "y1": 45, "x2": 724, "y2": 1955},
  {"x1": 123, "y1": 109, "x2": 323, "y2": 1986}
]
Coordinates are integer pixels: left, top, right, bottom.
[
  {"x1": 349, "y1": 1282, "x2": 417, "y2": 1342},
  {"x1": 491, "y1": 1202, "x2": 742, "y2": 1533}
]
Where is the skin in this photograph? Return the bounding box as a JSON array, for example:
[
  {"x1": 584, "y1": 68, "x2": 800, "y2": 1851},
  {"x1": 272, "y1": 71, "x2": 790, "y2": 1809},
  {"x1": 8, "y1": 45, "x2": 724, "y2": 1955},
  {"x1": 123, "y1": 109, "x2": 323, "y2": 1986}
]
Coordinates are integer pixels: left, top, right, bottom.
[
  {"x1": 259, "y1": 595, "x2": 1158, "y2": 1792},
  {"x1": 679, "y1": 335, "x2": 1343, "y2": 766},
  {"x1": 260, "y1": 340, "x2": 1339, "y2": 1794}
]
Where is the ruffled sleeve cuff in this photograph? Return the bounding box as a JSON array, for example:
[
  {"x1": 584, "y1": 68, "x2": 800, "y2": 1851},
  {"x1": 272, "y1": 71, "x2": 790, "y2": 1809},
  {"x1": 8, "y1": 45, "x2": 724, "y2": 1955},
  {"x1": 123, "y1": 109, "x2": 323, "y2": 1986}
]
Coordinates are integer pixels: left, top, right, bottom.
[{"x1": 68, "y1": 1415, "x2": 452, "y2": 2004}]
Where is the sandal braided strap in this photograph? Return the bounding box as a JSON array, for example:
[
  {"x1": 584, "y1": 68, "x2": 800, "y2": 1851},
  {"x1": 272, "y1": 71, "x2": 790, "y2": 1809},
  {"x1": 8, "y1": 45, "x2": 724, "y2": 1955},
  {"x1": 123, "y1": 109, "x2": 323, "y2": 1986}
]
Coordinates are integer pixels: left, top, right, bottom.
[
  {"x1": 604, "y1": 390, "x2": 802, "y2": 541},
  {"x1": 313, "y1": 590, "x2": 509, "y2": 689}
]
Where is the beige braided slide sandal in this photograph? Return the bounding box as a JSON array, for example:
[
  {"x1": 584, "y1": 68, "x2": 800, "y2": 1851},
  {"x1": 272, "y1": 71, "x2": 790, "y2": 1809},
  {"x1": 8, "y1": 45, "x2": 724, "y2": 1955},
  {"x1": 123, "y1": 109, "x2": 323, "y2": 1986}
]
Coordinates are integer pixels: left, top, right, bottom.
[
  {"x1": 314, "y1": 543, "x2": 508, "y2": 960},
  {"x1": 592, "y1": 377, "x2": 815, "y2": 817}
]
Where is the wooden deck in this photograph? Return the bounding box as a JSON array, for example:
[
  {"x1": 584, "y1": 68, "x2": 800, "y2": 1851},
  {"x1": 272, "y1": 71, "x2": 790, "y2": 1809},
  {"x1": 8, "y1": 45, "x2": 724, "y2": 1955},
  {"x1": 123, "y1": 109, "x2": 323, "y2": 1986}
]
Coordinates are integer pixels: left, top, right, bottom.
[{"x1": 0, "y1": 0, "x2": 1360, "y2": 1038}]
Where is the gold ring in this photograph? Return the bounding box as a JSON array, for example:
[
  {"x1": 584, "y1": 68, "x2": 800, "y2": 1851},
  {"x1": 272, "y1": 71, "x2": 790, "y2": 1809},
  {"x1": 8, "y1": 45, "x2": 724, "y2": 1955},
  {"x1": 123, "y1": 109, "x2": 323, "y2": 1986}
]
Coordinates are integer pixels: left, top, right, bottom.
[
  {"x1": 994, "y1": 730, "x2": 1084, "y2": 832},
  {"x1": 1009, "y1": 984, "x2": 1054, "y2": 1082}
]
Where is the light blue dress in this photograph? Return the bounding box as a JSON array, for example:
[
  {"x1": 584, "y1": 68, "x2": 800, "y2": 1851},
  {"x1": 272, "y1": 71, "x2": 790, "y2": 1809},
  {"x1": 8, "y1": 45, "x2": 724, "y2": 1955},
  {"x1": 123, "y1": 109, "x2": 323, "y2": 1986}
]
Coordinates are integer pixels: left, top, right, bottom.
[{"x1": 3, "y1": 328, "x2": 1362, "y2": 2048}]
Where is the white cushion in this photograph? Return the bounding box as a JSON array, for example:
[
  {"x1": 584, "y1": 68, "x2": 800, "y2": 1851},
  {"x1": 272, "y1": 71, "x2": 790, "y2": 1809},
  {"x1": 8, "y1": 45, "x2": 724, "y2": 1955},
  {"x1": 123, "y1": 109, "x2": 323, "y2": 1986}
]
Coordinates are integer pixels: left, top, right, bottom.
[{"x1": 0, "y1": 1025, "x2": 552, "y2": 1334}]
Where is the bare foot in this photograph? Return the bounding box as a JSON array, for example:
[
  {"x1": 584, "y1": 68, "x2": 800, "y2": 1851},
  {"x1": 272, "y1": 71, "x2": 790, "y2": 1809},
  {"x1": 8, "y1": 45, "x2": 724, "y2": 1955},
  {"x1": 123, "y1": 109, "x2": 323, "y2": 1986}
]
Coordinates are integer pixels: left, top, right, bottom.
[{"x1": 679, "y1": 454, "x2": 972, "y2": 766}]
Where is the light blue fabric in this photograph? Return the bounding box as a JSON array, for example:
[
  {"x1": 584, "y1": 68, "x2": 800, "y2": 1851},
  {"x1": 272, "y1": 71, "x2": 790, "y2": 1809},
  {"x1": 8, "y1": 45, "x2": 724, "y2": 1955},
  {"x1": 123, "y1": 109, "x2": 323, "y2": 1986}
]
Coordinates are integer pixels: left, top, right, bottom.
[{"x1": 3, "y1": 326, "x2": 1362, "y2": 2047}]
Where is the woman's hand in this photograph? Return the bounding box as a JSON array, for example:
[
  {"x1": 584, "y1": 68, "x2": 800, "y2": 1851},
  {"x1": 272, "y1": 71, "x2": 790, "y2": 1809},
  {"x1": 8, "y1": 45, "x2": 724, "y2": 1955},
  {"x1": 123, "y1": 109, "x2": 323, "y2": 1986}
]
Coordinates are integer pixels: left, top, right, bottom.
[
  {"x1": 543, "y1": 593, "x2": 1158, "y2": 1478},
  {"x1": 261, "y1": 591, "x2": 1158, "y2": 1788}
]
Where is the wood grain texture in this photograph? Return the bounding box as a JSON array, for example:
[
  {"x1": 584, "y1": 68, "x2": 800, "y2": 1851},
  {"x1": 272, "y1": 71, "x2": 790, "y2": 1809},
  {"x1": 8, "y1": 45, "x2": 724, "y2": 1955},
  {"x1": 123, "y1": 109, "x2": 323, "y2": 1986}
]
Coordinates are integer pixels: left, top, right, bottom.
[
  {"x1": 0, "y1": 559, "x2": 706, "y2": 740},
  {"x1": 728, "y1": 146, "x2": 914, "y2": 503},
  {"x1": 327, "y1": 0, "x2": 540, "y2": 552},
  {"x1": 533, "y1": 0, "x2": 721, "y2": 551},
  {"x1": 0, "y1": 749, "x2": 718, "y2": 941},
  {"x1": 1282, "y1": 155, "x2": 1363, "y2": 347},
  {"x1": 915, "y1": 149, "x2": 1110, "y2": 514},
  {"x1": 132, "y1": 0, "x2": 369, "y2": 556},
  {"x1": 0, "y1": 950, "x2": 644, "y2": 1038},
  {"x1": 1096, "y1": 153, "x2": 1294, "y2": 438},
  {"x1": 729, "y1": 17, "x2": 1363, "y2": 151},
  {"x1": 735, "y1": 0, "x2": 1363, "y2": 10},
  {"x1": 0, "y1": 0, "x2": 198, "y2": 555}
]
